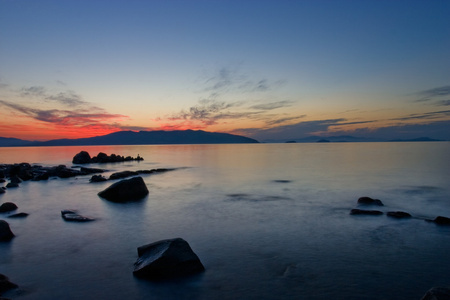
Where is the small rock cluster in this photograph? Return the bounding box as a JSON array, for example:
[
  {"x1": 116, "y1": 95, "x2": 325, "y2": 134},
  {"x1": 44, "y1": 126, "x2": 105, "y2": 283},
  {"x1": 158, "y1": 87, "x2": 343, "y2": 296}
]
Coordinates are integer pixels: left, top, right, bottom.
[
  {"x1": 72, "y1": 151, "x2": 143, "y2": 164},
  {"x1": 350, "y1": 196, "x2": 450, "y2": 225}
]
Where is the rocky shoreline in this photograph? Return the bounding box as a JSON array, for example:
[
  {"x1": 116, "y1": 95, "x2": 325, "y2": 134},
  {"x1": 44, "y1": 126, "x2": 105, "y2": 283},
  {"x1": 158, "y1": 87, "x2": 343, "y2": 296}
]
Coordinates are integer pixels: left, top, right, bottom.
[{"x1": 1, "y1": 152, "x2": 449, "y2": 298}]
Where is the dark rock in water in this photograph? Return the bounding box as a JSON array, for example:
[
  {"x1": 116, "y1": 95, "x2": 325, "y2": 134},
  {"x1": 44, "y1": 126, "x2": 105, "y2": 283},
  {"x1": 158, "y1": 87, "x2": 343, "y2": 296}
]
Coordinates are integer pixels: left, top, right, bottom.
[
  {"x1": 0, "y1": 202, "x2": 18, "y2": 213},
  {"x1": 7, "y1": 212, "x2": 29, "y2": 218},
  {"x1": 350, "y1": 208, "x2": 383, "y2": 215},
  {"x1": 72, "y1": 151, "x2": 92, "y2": 164},
  {"x1": 80, "y1": 167, "x2": 105, "y2": 174},
  {"x1": 109, "y1": 171, "x2": 139, "y2": 180},
  {"x1": 61, "y1": 210, "x2": 94, "y2": 222},
  {"x1": 90, "y1": 175, "x2": 108, "y2": 182},
  {"x1": 0, "y1": 220, "x2": 14, "y2": 241},
  {"x1": 32, "y1": 171, "x2": 49, "y2": 181},
  {"x1": 387, "y1": 211, "x2": 412, "y2": 218},
  {"x1": 432, "y1": 216, "x2": 450, "y2": 225},
  {"x1": 98, "y1": 176, "x2": 149, "y2": 202},
  {"x1": 9, "y1": 176, "x2": 22, "y2": 184},
  {"x1": 357, "y1": 196, "x2": 384, "y2": 206},
  {"x1": 421, "y1": 287, "x2": 450, "y2": 300},
  {"x1": 0, "y1": 273, "x2": 18, "y2": 295},
  {"x1": 133, "y1": 238, "x2": 205, "y2": 279},
  {"x1": 0, "y1": 188, "x2": 5, "y2": 194},
  {"x1": 5, "y1": 182, "x2": 19, "y2": 188},
  {"x1": 136, "y1": 168, "x2": 174, "y2": 175}
]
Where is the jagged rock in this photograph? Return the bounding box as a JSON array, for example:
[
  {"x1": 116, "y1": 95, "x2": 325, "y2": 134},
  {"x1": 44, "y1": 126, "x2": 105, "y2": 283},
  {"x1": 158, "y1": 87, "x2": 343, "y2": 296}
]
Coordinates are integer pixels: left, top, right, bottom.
[
  {"x1": 90, "y1": 175, "x2": 108, "y2": 182},
  {"x1": 0, "y1": 202, "x2": 18, "y2": 213},
  {"x1": 98, "y1": 176, "x2": 149, "y2": 202},
  {"x1": 133, "y1": 238, "x2": 205, "y2": 279},
  {"x1": 357, "y1": 196, "x2": 384, "y2": 206},
  {"x1": 0, "y1": 274, "x2": 18, "y2": 295},
  {"x1": 9, "y1": 176, "x2": 22, "y2": 184},
  {"x1": 387, "y1": 211, "x2": 412, "y2": 218},
  {"x1": 72, "y1": 151, "x2": 92, "y2": 164},
  {"x1": 0, "y1": 220, "x2": 14, "y2": 241},
  {"x1": 8, "y1": 212, "x2": 29, "y2": 218},
  {"x1": 421, "y1": 287, "x2": 450, "y2": 300},
  {"x1": 61, "y1": 210, "x2": 94, "y2": 222},
  {"x1": 350, "y1": 208, "x2": 383, "y2": 215},
  {"x1": 109, "y1": 171, "x2": 139, "y2": 180}
]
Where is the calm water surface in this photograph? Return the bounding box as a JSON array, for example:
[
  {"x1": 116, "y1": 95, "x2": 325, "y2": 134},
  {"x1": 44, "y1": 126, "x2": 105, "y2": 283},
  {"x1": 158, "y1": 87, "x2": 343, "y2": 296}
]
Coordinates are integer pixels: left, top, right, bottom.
[{"x1": 1, "y1": 143, "x2": 449, "y2": 299}]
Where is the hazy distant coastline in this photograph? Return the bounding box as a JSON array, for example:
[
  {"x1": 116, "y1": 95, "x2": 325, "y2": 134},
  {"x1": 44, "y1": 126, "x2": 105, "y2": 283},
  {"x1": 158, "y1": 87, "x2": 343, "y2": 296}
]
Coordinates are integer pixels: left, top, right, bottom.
[{"x1": 0, "y1": 130, "x2": 447, "y2": 147}]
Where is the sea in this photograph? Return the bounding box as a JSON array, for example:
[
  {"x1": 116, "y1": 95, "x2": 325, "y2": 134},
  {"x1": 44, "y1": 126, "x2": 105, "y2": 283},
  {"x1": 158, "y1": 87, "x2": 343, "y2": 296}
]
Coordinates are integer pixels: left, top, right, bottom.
[{"x1": 0, "y1": 142, "x2": 449, "y2": 300}]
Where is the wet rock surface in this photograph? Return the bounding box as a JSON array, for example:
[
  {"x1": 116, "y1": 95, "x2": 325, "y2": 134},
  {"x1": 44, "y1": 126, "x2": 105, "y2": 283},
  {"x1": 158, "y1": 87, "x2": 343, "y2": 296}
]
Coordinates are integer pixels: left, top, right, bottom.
[
  {"x1": 133, "y1": 238, "x2": 205, "y2": 280},
  {"x1": 350, "y1": 208, "x2": 383, "y2": 215},
  {"x1": 421, "y1": 287, "x2": 450, "y2": 300},
  {"x1": 0, "y1": 202, "x2": 18, "y2": 213},
  {"x1": 61, "y1": 210, "x2": 94, "y2": 222},
  {"x1": 387, "y1": 211, "x2": 412, "y2": 218},
  {"x1": 357, "y1": 196, "x2": 384, "y2": 206}
]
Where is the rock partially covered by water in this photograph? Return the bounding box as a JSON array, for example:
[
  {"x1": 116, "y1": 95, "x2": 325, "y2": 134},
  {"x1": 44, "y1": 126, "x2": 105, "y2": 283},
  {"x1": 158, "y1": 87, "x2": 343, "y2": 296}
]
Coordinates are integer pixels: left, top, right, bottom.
[
  {"x1": 133, "y1": 238, "x2": 205, "y2": 279},
  {"x1": 421, "y1": 287, "x2": 450, "y2": 300},
  {"x1": 0, "y1": 202, "x2": 18, "y2": 213},
  {"x1": 109, "y1": 171, "x2": 139, "y2": 180},
  {"x1": 350, "y1": 209, "x2": 383, "y2": 215},
  {"x1": 0, "y1": 273, "x2": 18, "y2": 295},
  {"x1": 61, "y1": 210, "x2": 94, "y2": 222},
  {"x1": 357, "y1": 196, "x2": 384, "y2": 206},
  {"x1": 8, "y1": 212, "x2": 29, "y2": 218},
  {"x1": 387, "y1": 211, "x2": 412, "y2": 218},
  {"x1": 90, "y1": 175, "x2": 108, "y2": 182},
  {"x1": 429, "y1": 216, "x2": 450, "y2": 225},
  {"x1": 98, "y1": 176, "x2": 149, "y2": 202},
  {"x1": 0, "y1": 220, "x2": 14, "y2": 241}
]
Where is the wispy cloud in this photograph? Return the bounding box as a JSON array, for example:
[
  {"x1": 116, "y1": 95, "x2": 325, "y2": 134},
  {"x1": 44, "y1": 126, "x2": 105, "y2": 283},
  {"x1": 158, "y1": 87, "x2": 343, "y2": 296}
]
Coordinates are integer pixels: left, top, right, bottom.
[
  {"x1": 0, "y1": 99, "x2": 127, "y2": 127},
  {"x1": 435, "y1": 100, "x2": 450, "y2": 106},
  {"x1": 19, "y1": 85, "x2": 91, "y2": 107},
  {"x1": 415, "y1": 85, "x2": 450, "y2": 102},
  {"x1": 250, "y1": 100, "x2": 293, "y2": 111},
  {"x1": 392, "y1": 110, "x2": 450, "y2": 121}
]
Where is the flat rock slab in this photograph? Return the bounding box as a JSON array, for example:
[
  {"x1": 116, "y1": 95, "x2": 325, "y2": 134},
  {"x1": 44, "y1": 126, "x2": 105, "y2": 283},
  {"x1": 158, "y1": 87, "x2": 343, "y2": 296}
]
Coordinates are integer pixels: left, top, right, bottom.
[
  {"x1": 7, "y1": 212, "x2": 29, "y2": 218},
  {"x1": 387, "y1": 211, "x2": 412, "y2": 218},
  {"x1": 350, "y1": 209, "x2": 383, "y2": 215},
  {"x1": 98, "y1": 176, "x2": 149, "y2": 202},
  {"x1": 133, "y1": 238, "x2": 205, "y2": 280},
  {"x1": 61, "y1": 210, "x2": 94, "y2": 222}
]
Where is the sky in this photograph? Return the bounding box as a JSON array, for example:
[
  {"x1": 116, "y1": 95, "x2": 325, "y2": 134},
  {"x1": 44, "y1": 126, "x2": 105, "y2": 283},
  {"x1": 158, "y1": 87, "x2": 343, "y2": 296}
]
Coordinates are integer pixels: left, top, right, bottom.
[{"x1": 0, "y1": 0, "x2": 449, "y2": 142}]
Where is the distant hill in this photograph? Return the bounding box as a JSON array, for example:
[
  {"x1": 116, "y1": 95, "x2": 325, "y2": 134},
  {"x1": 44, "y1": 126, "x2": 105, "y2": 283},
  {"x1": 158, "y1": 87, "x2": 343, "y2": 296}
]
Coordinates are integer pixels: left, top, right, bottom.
[
  {"x1": 262, "y1": 135, "x2": 445, "y2": 143},
  {"x1": 0, "y1": 130, "x2": 259, "y2": 147},
  {"x1": 0, "y1": 137, "x2": 35, "y2": 147}
]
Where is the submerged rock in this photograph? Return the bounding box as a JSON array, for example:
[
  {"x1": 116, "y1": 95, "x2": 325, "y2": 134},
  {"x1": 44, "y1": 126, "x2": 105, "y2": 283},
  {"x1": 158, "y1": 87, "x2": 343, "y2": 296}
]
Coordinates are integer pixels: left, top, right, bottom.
[
  {"x1": 61, "y1": 210, "x2": 94, "y2": 222},
  {"x1": 5, "y1": 182, "x2": 19, "y2": 188},
  {"x1": 387, "y1": 211, "x2": 412, "y2": 219},
  {"x1": 0, "y1": 274, "x2": 18, "y2": 295},
  {"x1": 133, "y1": 238, "x2": 205, "y2": 280},
  {"x1": 421, "y1": 287, "x2": 450, "y2": 300},
  {"x1": 98, "y1": 176, "x2": 149, "y2": 202},
  {"x1": 429, "y1": 216, "x2": 450, "y2": 225},
  {"x1": 0, "y1": 202, "x2": 18, "y2": 213},
  {"x1": 90, "y1": 175, "x2": 108, "y2": 182},
  {"x1": 0, "y1": 220, "x2": 14, "y2": 241},
  {"x1": 350, "y1": 209, "x2": 383, "y2": 215},
  {"x1": 109, "y1": 171, "x2": 139, "y2": 180},
  {"x1": 357, "y1": 196, "x2": 384, "y2": 206},
  {"x1": 8, "y1": 212, "x2": 29, "y2": 218}
]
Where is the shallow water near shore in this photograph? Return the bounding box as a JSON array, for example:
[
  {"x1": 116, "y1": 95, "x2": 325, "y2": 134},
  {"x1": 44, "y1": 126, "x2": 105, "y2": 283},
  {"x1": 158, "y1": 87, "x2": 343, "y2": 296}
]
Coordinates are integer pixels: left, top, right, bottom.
[{"x1": 1, "y1": 142, "x2": 449, "y2": 299}]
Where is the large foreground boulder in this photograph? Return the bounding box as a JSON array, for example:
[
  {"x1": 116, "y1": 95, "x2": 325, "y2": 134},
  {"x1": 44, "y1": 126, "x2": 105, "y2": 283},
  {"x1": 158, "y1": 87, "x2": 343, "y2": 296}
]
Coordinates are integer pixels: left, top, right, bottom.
[
  {"x1": 0, "y1": 274, "x2": 18, "y2": 295},
  {"x1": 0, "y1": 220, "x2": 14, "y2": 241},
  {"x1": 421, "y1": 287, "x2": 450, "y2": 300},
  {"x1": 133, "y1": 238, "x2": 205, "y2": 280},
  {"x1": 98, "y1": 176, "x2": 149, "y2": 202}
]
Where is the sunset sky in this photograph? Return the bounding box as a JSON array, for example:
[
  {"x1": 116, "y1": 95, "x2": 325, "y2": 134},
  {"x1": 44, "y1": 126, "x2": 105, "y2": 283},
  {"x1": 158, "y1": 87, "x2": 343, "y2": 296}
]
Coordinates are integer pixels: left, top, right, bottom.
[{"x1": 0, "y1": 0, "x2": 449, "y2": 142}]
